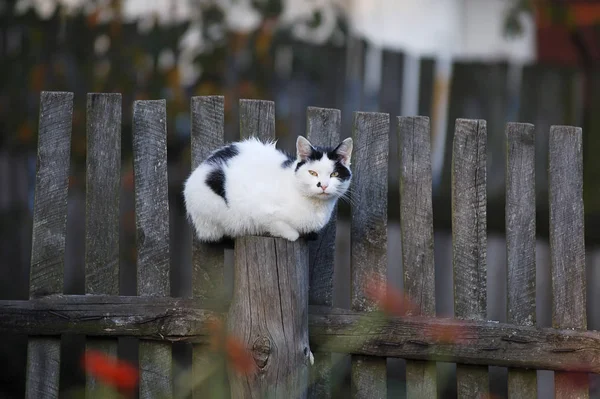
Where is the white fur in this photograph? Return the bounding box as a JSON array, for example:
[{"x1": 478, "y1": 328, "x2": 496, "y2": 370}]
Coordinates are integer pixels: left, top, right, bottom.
[{"x1": 183, "y1": 136, "x2": 352, "y2": 242}]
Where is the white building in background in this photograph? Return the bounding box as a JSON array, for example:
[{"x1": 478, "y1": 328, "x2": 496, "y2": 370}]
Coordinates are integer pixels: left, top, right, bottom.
[
  {"x1": 18, "y1": 0, "x2": 536, "y2": 186},
  {"x1": 343, "y1": 0, "x2": 536, "y2": 187}
]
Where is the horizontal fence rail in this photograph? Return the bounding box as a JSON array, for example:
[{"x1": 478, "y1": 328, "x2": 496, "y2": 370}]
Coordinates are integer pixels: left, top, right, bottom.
[
  {"x1": 1, "y1": 91, "x2": 595, "y2": 398},
  {"x1": 2, "y1": 297, "x2": 600, "y2": 374}
]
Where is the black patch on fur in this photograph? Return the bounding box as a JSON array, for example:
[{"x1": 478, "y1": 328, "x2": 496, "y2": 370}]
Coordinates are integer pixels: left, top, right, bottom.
[
  {"x1": 300, "y1": 231, "x2": 319, "y2": 241},
  {"x1": 206, "y1": 144, "x2": 239, "y2": 165},
  {"x1": 332, "y1": 161, "x2": 351, "y2": 181},
  {"x1": 294, "y1": 144, "x2": 352, "y2": 180},
  {"x1": 282, "y1": 152, "x2": 296, "y2": 168},
  {"x1": 307, "y1": 150, "x2": 324, "y2": 161},
  {"x1": 209, "y1": 236, "x2": 235, "y2": 249},
  {"x1": 206, "y1": 168, "x2": 227, "y2": 203}
]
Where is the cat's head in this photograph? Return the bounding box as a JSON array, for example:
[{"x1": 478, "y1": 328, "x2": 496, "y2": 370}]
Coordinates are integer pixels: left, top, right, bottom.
[{"x1": 293, "y1": 136, "x2": 353, "y2": 200}]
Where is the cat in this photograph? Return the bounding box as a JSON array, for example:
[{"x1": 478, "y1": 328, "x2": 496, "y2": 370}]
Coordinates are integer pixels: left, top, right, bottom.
[{"x1": 183, "y1": 135, "x2": 353, "y2": 242}]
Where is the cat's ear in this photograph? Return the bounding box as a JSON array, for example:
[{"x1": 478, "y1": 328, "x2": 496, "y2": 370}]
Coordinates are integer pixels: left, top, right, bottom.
[
  {"x1": 296, "y1": 136, "x2": 314, "y2": 160},
  {"x1": 335, "y1": 137, "x2": 353, "y2": 166}
]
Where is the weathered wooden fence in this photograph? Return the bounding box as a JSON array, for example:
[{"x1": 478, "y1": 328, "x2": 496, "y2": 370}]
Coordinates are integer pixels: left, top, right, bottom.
[{"x1": 0, "y1": 91, "x2": 597, "y2": 399}]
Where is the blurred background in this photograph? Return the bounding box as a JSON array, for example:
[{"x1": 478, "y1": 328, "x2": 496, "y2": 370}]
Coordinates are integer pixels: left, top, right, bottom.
[{"x1": 1, "y1": 0, "x2": 600, "y2": 398}]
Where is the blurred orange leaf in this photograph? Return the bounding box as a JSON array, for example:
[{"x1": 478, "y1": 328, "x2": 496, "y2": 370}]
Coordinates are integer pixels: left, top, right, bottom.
[
  {"x1": 29, "y1": 64, "x2": 46, "y2": 91},
  {"x1": 364, "y1": 275, "x2": 418, "y2": 316},
  {"x1": 17, "y1": 122, "x2": 33, "y2": 143},
  {"x1": 206, "y1": 319, "x2": 257, "y2": 376},
  {"x1": 82, "y1": 350, "x2": 138, "y2": 394}
]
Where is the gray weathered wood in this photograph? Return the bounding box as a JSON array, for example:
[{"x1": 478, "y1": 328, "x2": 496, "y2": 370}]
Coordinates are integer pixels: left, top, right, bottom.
[
  {"x1": 6, "y1": 298, "x2": 600, "y2": 373},
  {"x1": 306, "y1": 106, "x2": 340, "y2": 308},
  {"x1": 398, "y1": 116, "x2": 436, "y2": 398},
  {"x1": 549, "y1": 125, "x2": 588, "y2": 399},
  {"x1": 26, "y1": 91, "x2": 73, "y2": 399},
  {"x1": 227, "y1": 237, "x2": 310, "y2": 398},
  {"x1": 506, "y1": 122, "x2": 537, "y2": 398},
  {"x1": 84, "y1": 93, "x2": 121, "y2": 397},
  {"x1": 452, "y1": 118, "x2": 489, "y2": 397},
  {"x1": 350, "y1": 112, "x2": 389, "y2": 399},
  {"x1": 306, "y1": 106, "x2": 341, "y2": 399},
  {"x1": 191, "y1": 96, "x2": 225, "y2": 301},
  {"x1": 239, "y1": 99, "x2": 275, "y2": 141},
  {"x1": 133, "y1": 100, "x2": 173, "y2": 398},
  {"x1": 190, "y1": 96, "x2": 228, "y2": 399},
  {"x1": 0, "y1": 295, "x2": 222, "y2": 340}
]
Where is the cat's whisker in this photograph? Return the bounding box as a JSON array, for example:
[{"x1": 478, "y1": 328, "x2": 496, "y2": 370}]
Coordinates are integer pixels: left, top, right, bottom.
[{"x1": 337, "y1": 191, "x2": 358, "y2": 207}]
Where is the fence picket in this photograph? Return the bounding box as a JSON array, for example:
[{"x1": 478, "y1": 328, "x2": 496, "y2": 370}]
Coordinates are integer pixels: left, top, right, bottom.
[
  {"x1": 25, "y1": 91, "x2": 73, "y2": 399},
  {"x1": 350, "y1": 111, "x2": 389, "y2": 399},
  {"x1": 398, "y1": 116, "x2": 436, "y2": 397},
  {"x1": 191, "y1": 96, "x2": 225, "y2": 301},
  {"x1": 452, "y1": 119, "x2": 489, "y2": 397},
  {"x1": 549, "y1": 125, "x2": 588, "y2": 399},
  {"x1": 506, "y1": 122, "x2": 537, "y2": 398},
  {"x1": 133, "y1": 100, "x2": 173, "y2": 398},
  {"x1": 84, "y1": 93, "x2": 121, "y2": 397},
  {"x1": 190, "y1": 96, "x2": 227, "y2": 398},
  {"x1": 8, "y1": 92, "x2": 599, "y2": 399},
  {"x1": 306, "y1": 106, "x2": 341, "y2": 399},
  {"x1": 239, "y1": 99, "x2": 275, "y2": 141}
]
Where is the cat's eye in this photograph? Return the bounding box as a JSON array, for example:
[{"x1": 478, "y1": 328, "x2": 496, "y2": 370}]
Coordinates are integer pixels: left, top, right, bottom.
[
  {"x1": 308, "y1": 170, "x2": 318, "y2": 176},
  {"x1": 330, "y1": 171, "x2": 339, "y2": 177}
]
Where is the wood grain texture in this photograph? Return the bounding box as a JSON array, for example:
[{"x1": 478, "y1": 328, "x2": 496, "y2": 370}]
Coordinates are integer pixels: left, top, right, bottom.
[
  {"x1": 190, "y1": 96, "x2": 227, "y2": 399},
  {"x1": 26, "y1": 91, "x2": 73, "y2": 399},
  {"x1": 84, "y1": 93, "x2": 121, "y2": 398},
  {"x1": 350, "y1": 112, "x2": 389, "y2": 399},
  {"x1": 452, "y1": 118, "x2": 489, "y2": 397},
  {"x1": 506, "y1": 122, "x2": 537, "y2": 398},
  {"x1": 306, "y1": 106, "x2": 340, "y2": 308},
  {"x1": 306, "y1": 106, "x2": 341, "y2": 399},
  {"x1": 0, "y1": 295, "x2": 222, "y2": 340},
  {"x1": 227, "y1": 237, "x2": 310, "y2": 399},
  {"x1": 133, "y1": 100, "x2": 173, "y2": 399},
  {"x1": 239, "y1": 99, "x2": 275, "y2": 141},
  {"x1": 85, "y1": 93, "x2": 121, "y2": 295},
  {"x1": 398, "y1": 116, "x2": 436, "y2": 398},
  {"x1": 190, "y1": 96, "x2": 225, "y2": 301},
  {"x1": 549, "y1": 125, "x2": 588, "y2": 399},
  {"x1": 6, "y1": 298, "x2": 600, "y2": 373}
]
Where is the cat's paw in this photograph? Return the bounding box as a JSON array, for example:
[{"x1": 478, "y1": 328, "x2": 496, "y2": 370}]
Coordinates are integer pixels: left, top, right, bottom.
[
  {"x1": 280, "y1": 229, "x2": 300, "y2": 242},
  {"x1": 269, "y1": 222, "x2": 300, "y2": 242}
]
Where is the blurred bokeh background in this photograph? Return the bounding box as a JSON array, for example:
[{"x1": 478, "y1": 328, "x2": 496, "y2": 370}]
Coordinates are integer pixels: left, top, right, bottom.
[{"x1": 1, "y1": 0, "x2": 600, "y2": 398}]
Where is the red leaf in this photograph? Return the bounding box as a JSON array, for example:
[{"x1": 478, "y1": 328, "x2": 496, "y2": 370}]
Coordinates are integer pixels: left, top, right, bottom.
[
  {"x1": 82, "y1": 350, "x2": 138, "y2": 393},
  {"x1": 364, "y1": 275, "x2": 418, "y2": 316}
]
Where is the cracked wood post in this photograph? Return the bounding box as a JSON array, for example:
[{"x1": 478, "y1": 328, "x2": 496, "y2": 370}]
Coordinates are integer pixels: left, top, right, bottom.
[{"x1": 227, "y1": 236, "x2": 310, "y2": 399}]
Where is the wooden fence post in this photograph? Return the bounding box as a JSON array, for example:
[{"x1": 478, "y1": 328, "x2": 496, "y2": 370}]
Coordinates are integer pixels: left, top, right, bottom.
[
  {"x1": 84, "y1": 93, "x2": 122, "y2": 398},
  {"x1": 452, "y1": 118, "x2": 488, "y2": 397},
  {"x1": 506, "y1": 122, "x2": 537, "y2": 398},
  {"x1": 25, "y1": 91, "x2": 73, "y2": 398},
  {"x1": 398, "y1": 116, "x2": 436, "y2": 397},
  {"x1": 549, "y1": 125, "x2": 588, "y2": 399},
  {"x1": 190, "y1": 96, "x2": 227, "y2": 398},
  {"x1": 350, "y1": 111, "x2": 389, "y2": 399},
  {"x1": 227, "y1": 236, "x2": 310, "y2": 398},
  {"x1": 133, "y1": 100, "x2": 173, "y2": 398},
  {"x1": 306, "y1": 106, "x2": 341, "y2": 399}
]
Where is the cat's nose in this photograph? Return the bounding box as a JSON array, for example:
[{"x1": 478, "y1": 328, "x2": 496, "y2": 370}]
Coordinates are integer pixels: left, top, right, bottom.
[{"x1": 320, "y1": 184, "x2": 328, "y2": 191}]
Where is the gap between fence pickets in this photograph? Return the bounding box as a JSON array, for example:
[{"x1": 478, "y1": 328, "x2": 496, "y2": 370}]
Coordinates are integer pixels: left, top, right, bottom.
[{"x1": 3, "y1": 296, "x2": 600, "y2": 374}]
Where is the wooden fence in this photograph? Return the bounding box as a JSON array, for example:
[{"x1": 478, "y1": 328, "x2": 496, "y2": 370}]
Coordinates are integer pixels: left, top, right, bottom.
[{"x1": 0, "y1": 91, "x2": 597, "y2": 399}]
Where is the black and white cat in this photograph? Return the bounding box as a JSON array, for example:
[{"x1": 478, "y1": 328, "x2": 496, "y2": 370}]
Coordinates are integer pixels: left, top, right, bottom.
[{"x1": 183, "y1": 135, "x2": 353, "y2": 242}]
